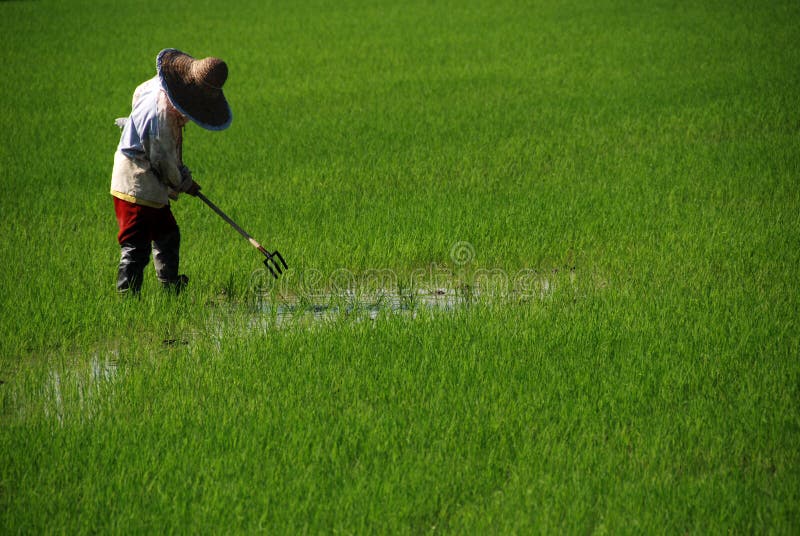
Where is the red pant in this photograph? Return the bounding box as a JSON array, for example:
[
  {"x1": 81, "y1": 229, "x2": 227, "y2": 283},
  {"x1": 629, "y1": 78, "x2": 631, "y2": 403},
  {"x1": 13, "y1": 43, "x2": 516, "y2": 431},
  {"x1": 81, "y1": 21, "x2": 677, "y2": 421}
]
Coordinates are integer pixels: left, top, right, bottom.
[{"x1": 113, "y1": 197, "x2": 178, "y2": 245}]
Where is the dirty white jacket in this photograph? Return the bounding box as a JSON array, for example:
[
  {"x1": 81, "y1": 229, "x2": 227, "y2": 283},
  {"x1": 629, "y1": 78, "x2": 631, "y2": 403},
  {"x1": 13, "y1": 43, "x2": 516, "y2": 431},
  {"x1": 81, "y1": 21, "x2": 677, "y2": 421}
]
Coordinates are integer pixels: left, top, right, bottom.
[{"x1": 111, "y1": 76, "x2": 192, "y2": 208}]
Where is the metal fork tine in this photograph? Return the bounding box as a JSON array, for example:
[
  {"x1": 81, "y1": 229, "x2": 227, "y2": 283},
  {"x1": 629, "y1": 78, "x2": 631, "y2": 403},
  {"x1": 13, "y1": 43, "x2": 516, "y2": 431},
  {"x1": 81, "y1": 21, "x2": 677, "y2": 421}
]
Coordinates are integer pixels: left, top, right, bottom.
[
  {"x1": 263, "y1": 257, "x2": 279, "y2": 279},
  {"x1": 262, "y1": 250, "x2": 286, "y2": 279},
  {"x1": 273, "y1": 250, "x2": 288, "y2": 270}
]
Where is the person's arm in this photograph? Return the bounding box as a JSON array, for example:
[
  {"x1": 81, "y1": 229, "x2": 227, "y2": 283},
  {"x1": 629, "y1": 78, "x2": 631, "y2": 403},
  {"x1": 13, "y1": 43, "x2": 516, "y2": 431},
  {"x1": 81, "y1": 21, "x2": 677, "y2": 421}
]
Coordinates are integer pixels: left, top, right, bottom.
[{"x1": 148, "y1": 110, "x2": 200, "y2": 196}]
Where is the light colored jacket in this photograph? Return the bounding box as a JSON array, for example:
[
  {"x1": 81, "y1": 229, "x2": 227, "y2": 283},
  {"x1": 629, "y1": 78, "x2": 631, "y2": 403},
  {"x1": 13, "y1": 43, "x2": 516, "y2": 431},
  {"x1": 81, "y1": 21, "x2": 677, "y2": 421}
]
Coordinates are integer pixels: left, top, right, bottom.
[{"x1": 111, "y1": 76, "x2": 192, "y2": 208}]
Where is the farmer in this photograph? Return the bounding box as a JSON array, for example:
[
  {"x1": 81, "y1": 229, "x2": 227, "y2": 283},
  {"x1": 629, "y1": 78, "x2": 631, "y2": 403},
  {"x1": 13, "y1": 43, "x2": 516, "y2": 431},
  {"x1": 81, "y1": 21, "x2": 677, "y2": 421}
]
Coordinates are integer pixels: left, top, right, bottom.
[{"x1": 111, "y1": 48, "x2": 232, "y2": 294}]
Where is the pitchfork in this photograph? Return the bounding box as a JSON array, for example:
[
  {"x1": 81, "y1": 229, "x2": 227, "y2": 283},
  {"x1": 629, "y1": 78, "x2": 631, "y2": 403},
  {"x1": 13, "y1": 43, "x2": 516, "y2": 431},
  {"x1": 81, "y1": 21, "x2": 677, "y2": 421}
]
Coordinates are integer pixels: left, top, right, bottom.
[{"x1": 195, "y1": 191, "x2": 287, "y2": 278}]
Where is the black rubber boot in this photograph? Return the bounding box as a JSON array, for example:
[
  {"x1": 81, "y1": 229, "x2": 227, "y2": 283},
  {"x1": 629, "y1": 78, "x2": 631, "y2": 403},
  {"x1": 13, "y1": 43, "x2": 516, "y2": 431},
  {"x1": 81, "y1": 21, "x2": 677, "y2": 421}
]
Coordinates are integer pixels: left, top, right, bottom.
[
  {"x1": 160, "y1": 274, "x2": 189, "y2": 295},
  {"x1": 153, "y1": 228, "x2": 180, "y2": 281},
  {"x1": 117, "y1": 241, "x2": 151, "y2": 295},
  {"x1": 153, "y1": 228, "x2": 187, "y2": 294}
]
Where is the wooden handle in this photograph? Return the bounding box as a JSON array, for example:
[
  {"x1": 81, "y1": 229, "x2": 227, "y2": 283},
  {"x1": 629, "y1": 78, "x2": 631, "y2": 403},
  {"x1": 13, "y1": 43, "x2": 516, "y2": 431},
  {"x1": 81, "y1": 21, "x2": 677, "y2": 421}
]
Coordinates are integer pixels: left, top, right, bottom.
[{"x1": 196, "y1": 191, "x2": 264, "y2": 250}]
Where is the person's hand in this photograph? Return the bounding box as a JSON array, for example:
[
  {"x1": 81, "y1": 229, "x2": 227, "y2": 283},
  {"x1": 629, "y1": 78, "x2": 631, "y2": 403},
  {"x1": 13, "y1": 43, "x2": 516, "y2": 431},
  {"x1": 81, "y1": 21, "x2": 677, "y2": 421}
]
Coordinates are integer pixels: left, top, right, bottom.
[
  {"x1": 186, "y1": 180, "x2": 201, "y2": 196},
  {"x1": 176, "y1": 166, "x2": 201, "y2": 196}
]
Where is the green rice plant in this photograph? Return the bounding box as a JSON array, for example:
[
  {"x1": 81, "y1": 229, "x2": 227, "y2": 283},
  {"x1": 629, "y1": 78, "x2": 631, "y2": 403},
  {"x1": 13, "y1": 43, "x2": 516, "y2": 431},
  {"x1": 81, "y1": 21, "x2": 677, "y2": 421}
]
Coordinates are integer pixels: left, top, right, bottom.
[{"x1": 1, "y1": 0, "x2": 798, "y2": 532}]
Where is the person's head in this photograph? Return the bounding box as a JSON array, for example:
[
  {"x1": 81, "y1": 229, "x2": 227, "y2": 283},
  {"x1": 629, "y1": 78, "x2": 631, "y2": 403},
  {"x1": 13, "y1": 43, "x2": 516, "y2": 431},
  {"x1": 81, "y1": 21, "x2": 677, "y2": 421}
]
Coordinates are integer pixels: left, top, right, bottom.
[{"x1": 156, "y1": 49, "x2": 232, "y2": 131}]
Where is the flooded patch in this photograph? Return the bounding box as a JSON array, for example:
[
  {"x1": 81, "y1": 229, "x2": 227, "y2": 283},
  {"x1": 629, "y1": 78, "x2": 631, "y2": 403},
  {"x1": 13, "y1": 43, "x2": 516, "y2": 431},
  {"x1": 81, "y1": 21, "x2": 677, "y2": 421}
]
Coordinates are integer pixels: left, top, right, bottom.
[
  {"x1": 240, "y1": 250, "x2": 582, "y2": 330},
  {"x1": 259, "y1": 288, "x2": 468, "y2": 326},
  {"x1": 39, "y1": 354, "x2": 119, "y2": 424},
  {"x1": 249, "y1": 277, "x2": 559, "y2": 329}
]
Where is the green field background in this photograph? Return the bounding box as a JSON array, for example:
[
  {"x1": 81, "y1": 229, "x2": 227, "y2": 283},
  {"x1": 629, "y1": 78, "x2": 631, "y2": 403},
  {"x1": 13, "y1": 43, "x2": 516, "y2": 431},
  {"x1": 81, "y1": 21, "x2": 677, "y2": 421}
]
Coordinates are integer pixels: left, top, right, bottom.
[{"x1": 1, "y1": 0, "x2": 798, "y2": 532}]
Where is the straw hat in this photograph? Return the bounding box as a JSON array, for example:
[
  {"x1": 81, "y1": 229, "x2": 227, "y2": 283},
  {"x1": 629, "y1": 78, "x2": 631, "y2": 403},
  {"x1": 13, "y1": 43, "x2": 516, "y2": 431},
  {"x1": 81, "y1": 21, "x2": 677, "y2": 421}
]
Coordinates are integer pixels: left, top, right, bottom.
[{"x1": 157, "y1": 48, "x2": 232, "y2": 131}]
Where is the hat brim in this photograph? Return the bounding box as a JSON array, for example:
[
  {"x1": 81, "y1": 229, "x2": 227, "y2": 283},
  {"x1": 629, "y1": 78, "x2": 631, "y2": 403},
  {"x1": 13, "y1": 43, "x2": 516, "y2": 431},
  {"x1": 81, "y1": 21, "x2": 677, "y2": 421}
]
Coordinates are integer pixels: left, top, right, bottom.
[{"x1": 157, "y1": 49, "x2": 232, "y2": 131}]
